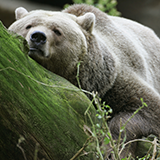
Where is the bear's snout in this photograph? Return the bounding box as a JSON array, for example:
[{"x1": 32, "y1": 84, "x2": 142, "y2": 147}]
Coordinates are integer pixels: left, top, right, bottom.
[
  {"x1": 30, "y1": 31, "x2": 47, "y2": 46},
  {"x1": 29, "y1": 31, "x2": 48, "y2": 58}
]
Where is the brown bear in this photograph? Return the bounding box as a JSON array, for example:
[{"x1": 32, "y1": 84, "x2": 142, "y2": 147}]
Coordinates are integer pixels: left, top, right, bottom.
[{"x1": 9, "y1": 4, "x2": 160, "y2": 159}]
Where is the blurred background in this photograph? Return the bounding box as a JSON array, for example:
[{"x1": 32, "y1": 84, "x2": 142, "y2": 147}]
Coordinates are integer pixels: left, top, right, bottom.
[{"x1": 0, "y1": 0, "x2": 160, "y2": 37}]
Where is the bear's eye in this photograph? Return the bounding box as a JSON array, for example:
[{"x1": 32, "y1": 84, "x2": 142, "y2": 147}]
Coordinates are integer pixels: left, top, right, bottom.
[
  {"x1": 53, "y1": 29, "x2": 61, "y2": 36},
  {"x1": 26, "y1": 25, "x2": 32, "y2": 30}
]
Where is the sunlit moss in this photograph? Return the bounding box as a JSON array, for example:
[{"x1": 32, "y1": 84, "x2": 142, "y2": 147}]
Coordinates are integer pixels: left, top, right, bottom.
[{"x1": 0, "y1": 22, "x2": 95, "y2": 160}]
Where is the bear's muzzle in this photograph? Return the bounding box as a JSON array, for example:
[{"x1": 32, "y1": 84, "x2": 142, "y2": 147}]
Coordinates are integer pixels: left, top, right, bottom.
[{"x1": 30, "y1": 31, "x2": 47, "y2": 45}]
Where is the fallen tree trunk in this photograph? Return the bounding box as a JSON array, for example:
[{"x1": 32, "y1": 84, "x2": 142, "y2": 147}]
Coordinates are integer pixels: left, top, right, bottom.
[{"x1": 0, "y1": 22, "x2": 95, "y2": 160}]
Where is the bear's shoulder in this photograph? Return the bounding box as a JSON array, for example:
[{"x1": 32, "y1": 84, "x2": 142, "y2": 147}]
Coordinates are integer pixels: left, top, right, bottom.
[
  {"x1": 63, "y1": 4, "x2": 154, "y2": 38},
  {"x1": 63, "y1": 4, "x2": 109, "y2": 28}
]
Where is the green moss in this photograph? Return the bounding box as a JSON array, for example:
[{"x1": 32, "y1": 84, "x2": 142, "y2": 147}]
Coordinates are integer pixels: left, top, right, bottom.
[{"x1": 0, "y1": 22, "x2": 95, "y2": 160}]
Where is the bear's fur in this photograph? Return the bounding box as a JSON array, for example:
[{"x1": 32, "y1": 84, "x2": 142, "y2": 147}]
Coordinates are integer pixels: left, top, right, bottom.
[{"x1": 9, "y1": 4, "x2": 160, "y2": 158}]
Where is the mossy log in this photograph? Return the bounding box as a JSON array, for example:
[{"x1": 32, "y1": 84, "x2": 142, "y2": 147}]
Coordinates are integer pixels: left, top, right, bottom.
[{"x1": 0, "y1": 22, "x2": 96, "y2": 160}]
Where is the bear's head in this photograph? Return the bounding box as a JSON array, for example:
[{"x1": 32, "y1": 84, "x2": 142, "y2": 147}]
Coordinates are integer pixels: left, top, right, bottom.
[{"x1": 9, "y1": 7, "x2": 95, "y2": 78}]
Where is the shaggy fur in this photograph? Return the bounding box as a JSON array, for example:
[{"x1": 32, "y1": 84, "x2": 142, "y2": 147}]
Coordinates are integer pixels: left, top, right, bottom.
[{"x1": 9, "y1": 4, "x2": 160, "y2": 158}]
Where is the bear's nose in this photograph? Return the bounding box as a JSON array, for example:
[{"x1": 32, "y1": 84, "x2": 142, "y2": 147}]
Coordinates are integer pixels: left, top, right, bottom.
[{"x1": 30, "y1": 31, "x2": 47, "y2": 45}]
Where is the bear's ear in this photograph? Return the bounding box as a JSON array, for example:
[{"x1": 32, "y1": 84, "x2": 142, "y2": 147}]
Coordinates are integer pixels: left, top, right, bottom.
[
  {"x1": 77, "y1": 12, "x2": 95, "y2": 33},
  {"x1": 15, "y1": 7, "x2": 28, "y2": 20}
]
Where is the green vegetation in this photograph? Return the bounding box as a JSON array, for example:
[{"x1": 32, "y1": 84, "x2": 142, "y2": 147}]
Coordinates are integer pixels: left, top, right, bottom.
[
  {"x1": 77, "y1": 89, "x2": 160, "y2": 159},
  {"x1": 65, "y1": 0, "x2": 121, "y2": 16}
]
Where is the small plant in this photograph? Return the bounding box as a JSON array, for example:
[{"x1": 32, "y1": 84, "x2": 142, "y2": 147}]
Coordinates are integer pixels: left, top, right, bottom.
[{"x1": 82, "y1": 93, "x2": 160, "y2": 160}]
